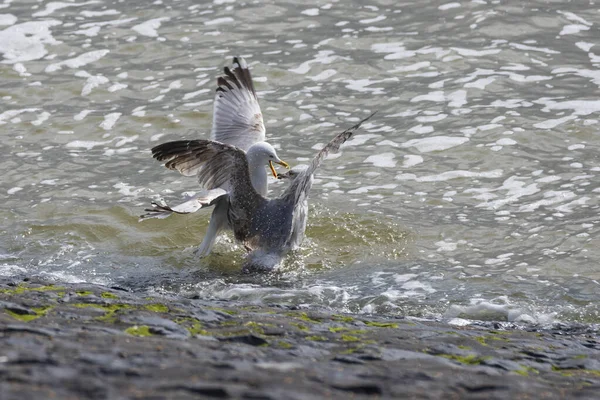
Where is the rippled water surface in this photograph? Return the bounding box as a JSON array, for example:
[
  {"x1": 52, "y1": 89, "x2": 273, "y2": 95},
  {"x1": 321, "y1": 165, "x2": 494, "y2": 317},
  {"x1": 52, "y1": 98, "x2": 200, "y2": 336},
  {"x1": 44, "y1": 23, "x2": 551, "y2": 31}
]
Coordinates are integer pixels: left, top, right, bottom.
[{"x1": 1, "y1": 0, "x2": 599, "y2": 325}]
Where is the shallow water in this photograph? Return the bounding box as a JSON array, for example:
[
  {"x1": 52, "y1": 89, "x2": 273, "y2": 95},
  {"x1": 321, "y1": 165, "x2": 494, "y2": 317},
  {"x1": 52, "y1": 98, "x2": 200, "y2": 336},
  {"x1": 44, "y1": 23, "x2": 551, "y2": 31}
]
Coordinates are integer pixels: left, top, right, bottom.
[{"x1": 1, "y1": 0, "x2": 599, "y2": 325}]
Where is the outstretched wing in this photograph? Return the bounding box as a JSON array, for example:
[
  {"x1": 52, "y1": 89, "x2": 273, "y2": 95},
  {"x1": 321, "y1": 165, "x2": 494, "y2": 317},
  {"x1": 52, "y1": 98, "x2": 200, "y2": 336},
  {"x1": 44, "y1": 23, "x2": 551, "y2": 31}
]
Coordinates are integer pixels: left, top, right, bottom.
[
  {"x1": 152, "y1": 140, "x2": 248, "y2": 191},
  {"x1": 282, "y1": 112, "x2": 377, "y2": 206},
  {"x1": 211, "y1": 57, "x2": 265, "y2": 151},
  {"x1": 139, "y1": 188, "x2": 227, "y2": 220},
  {"x1": 151, "y1": 139, "x2": 263, "y2": 238}
]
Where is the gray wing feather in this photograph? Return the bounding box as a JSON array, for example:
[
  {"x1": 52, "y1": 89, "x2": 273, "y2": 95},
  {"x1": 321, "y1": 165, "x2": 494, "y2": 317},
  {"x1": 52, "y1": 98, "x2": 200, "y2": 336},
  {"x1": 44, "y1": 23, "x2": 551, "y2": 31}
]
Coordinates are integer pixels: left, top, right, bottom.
[
  {"x1": 151, "y1": 139, "x2": 263, "y2": 241},
  {"x1": 283, "y1": 112, "x2": 377, "y2": 206},
  {"x1": 152, "y1": 140, "x2": 249, "y2": 192},
  {"x1": 211, "y1": 57, "x2": 265, "y2": 151},
  {"x1": 139, "y1": 189, "x2": 227, "y2": 220}
]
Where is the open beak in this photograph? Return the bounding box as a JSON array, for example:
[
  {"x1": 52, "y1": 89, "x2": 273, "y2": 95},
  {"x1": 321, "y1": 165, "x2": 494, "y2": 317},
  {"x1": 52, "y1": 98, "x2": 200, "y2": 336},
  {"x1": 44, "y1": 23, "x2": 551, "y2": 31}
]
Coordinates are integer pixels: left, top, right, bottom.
[{"x1": 269, "y1": 159, "x2": 290, "y2": 178}]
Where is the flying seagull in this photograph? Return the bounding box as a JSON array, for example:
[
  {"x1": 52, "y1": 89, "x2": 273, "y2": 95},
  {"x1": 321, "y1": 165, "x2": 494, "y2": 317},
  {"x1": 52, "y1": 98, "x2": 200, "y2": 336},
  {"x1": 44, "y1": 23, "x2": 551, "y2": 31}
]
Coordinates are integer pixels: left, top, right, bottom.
[
  {"x1": 151, "y1": 112, "x2": 376, "y2": 272},
  {"x1": 141, "y1": 57, "x2": 289, "y2": 256}
]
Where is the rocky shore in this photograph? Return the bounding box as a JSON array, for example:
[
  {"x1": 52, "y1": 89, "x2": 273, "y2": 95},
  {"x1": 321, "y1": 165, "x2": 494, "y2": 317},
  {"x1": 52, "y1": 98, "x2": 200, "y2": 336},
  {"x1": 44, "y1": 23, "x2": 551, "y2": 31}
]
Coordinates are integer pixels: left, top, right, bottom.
[{"x1": 1, "y1": 277, "x2": 599, "y2": 399}]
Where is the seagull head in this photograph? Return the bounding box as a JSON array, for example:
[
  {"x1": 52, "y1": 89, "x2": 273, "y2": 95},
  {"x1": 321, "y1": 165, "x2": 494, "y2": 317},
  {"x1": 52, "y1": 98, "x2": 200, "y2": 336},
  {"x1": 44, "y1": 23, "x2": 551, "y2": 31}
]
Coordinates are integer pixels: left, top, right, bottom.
[{"x1": 247, "y1": 142, "x2": 289, "y2": 178}]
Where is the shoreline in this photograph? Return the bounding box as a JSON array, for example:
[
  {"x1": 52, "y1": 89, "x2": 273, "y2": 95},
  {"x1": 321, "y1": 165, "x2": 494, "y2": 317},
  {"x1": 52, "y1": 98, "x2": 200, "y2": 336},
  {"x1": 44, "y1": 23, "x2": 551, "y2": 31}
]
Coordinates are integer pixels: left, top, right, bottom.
[{"x1": 1, "y1": 277, "x2": 599, "y2": 399}]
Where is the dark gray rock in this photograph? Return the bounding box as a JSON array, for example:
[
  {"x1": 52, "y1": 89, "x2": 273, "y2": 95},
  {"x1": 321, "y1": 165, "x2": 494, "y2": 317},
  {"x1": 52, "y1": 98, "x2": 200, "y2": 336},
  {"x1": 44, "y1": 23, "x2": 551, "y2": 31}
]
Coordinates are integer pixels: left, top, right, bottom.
[{"x1": 1, "y1": 277, "x2": 600, "y2": 400}]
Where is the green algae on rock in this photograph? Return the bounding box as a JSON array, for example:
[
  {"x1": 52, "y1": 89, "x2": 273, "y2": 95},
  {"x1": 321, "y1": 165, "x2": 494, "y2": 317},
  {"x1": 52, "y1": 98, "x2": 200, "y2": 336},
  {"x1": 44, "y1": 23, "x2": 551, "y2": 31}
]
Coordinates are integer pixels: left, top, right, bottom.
[
  {"x1": 0, "y1": 283, "x2": 65, "y2": 295},
  {"x1": 125, "y1": 325, "x2": 153, "y2": 337},
  {"x1": 144, "y1": 303, "x2": 169, "y2": 313},
  {"x1": 364, "y1": 321, "x2": 399, "y2": 328},
  {"x1": 6, "y1": 305, "x2": 54, "y2": 322}
]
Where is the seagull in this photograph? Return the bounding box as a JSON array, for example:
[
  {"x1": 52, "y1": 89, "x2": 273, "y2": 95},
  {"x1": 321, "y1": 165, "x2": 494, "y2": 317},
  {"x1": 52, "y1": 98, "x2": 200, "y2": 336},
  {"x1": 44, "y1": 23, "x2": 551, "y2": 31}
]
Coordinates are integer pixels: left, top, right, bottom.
[
  {"x1": 151, "y1": 112, "x2": 376, "y2": 272},
  {"x1": 141, "y1": 57, "x2": 289, "y2": 256}
]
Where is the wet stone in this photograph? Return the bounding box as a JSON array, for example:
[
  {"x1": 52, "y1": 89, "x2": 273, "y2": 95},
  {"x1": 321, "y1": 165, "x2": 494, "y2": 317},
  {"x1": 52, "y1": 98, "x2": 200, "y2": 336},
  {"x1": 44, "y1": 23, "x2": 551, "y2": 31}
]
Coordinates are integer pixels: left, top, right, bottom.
[
  {"x1": 332, "y1": 355, "x2": 364, "y2": 364},
  {"x1": 0, "y1": 301, "x2": 37, "y2": 316},
  {"x1": 124, "y1": 316, "x2": 190, "y2": 339},
  {"x1": 481, "y1": 358, "x2": 522, "y2": 372},
  {"x1": 1, "y1": 278, "x2": 600, "y2": 400},
  {"x1": 330, "y1": 381, "x2": 383, "y2": 395},
  {"x1": 217, "y1": 334, "x2": 268, "y2": 346}
]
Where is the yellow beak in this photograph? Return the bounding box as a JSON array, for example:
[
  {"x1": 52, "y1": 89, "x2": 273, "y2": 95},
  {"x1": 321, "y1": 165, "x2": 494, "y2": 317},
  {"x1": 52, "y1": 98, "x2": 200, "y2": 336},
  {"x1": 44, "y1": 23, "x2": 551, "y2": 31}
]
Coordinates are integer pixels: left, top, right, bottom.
[{"x1": 269, "y1": 159, "x2": 290, "y2": 178}]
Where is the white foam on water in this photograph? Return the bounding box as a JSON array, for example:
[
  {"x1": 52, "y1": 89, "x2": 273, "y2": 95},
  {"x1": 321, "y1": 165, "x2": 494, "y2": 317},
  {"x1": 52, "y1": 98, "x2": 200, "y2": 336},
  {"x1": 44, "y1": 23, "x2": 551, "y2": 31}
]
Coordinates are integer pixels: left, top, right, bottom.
[
  {"x1": 464, "y1": 76, "x2": 495, "y2": 89},
  {"x1": 401, "y1": 136, "x2": 469, "y2": 153},
  {"x1": 345, "y1": 78, "x2": 398, "y2": 95},
  {"x1": 560, "y1": 24, "x2": 590, "y2": 36},
  {"x1": 402, "y1": 155, "x2": 423, "y2": 168},
  {"x1": 113, "y1": 182, "x2": 144, "y2": 197},
  {"x1": 391, "y1": 61, "x2": 431, "y2": 74},
  {"x1": 79, "y1": 17, "x2": 137, "y2": 30},
  {"x1": 435, "y1": 240, "x2": 458, "y2": 252},
  {"x1": 301, "y1": 8, "x2": 319, "y2": 16},
  {"x1": 80, "y1": 74, "x2": 109, "y2": 96},
  {"x1": 0, "y1": 108, "x2": 39, "y2": 125},
  {"x1": 408, "y1": 124, "x2": 434, "y2": 134},
  {"x1": 551, "y1": 67, "x2": 600, "y2": 87},
  {"x1": 380, "y1": 278, "x2": 437, "y2": 301},
  {"x1": 74, "y1": 109, "x2": 93, "y2": 121},
  {"x1": 536, "y1": 175, "x2": 561, "y2": 183},
  {"x1": 533, "y1": 115, "x2": 577, "y2": 129},
  {"x1": 557, "y1": 10, "x2": 592, "y2": 26},
  {"x1": 13, "y1": 62, "x2": 29, "y2": 76},
  {"x1": 309, "y1": 69, "x2": 337, "y2": 81},
  {"x1": 371, "y1": 42, "x2": 415, "y2": 60},
  {"x1": 509, "y1": 42, "x2": 560, "y2": 54},
  {"x1": 114, "y1": 135, "x2": 138, "y2": 147},
  {"x1": 495, "y1": 138, "x2": 517, "y2": 146},
  {"x1": 439, "y1": 2, "x2": 461, "y2": 10},
  {"x1": 66, "y1": 140, "x2": 112, "y2": 150},
  {"x1": 0, "y1": 264, "x2": 27, "y2": 276},
  {"x1": 538, "y1": 99, "x2": 600, "y2": 115},
  {"x1": 72, "y1": 26, "x2": 101, "y2": 36},
  {"x1": 343, "y1": 133, "x2": 380, "y2": 147},
  {"x1": 416, "y1": 113, "x2": 447, "y2": 123},
  {"x1": 131, "y1": 17, "x2": 170, "y2": 37},
  {"x1": 108, "y1": 83, "x2": 127, "y2": 92},
  {"x1": 348, "y1": 183, "x2": 397, "y2": 194},
  {"x1": 484, "y1": 252, "x2": 513, "y2": 265},
  {"x1": 31, "y1": 111, "x2": 51, "y2": 126},
  {"x1": 575, "y1": 42, "x2": 594, "y2": 52},
  {"x1": 183, "y1": 99, "x2": 212, "y2": 108},
  {"x1": 0, "y1": 20, "x2": 62, "y2": 63},
  {"x1": 363, "y1": 153, "x2": 396, "y2": 168},
  {"x1": 160, "y1": 80, "x2": 182, "y2": 94},
  {"x1": 45, "y1": 49, "x2": 109, "y2": 72},
  {"x1": 411, "y1": 90, "x2": 467, "y2": 107},
  {"x1": 183, "y1": 89, "x2": 209, "y2": 100},
  {"x1": 80, "y1": 9, "x2": 120, "y2": 17},
  {"x1": 204, "y1": 17, "x2": 234, "y2": 26},
  {"x1": 7, "y1": 187, "x2": 22, "y2": 195},
  {"x1": 0, "y1": 13, "x2": 17, "y2": 26},
  {"x1": 518, "y1": 190, "x2": 577, "y2": 213},
  {"x1": 447, "y1": 318, "x2": 471, "y2": 327},
  {"x1": 396, "y1": 169, "x2": 503, "y2": 183},
  {"x1": 32, "y1": 1, "x2": 100, "y2": 17},
  {"x1": 472, "y1": 176, "x2": 542, "y2": 210},
  {"x1": 445, "y1": 297, "x2": 558, "y2": 324},
  {"x1": 359, "y1": 15, "x2": 386, "y2": 24},
  {"x1": 289, "y1": 51, "x2": 344, "y2": 74},
  {"x1": 554, "y1": 196, "x2": 590, "y2": 213},
  {"x1": 451, "y1": 47, "x2": 501, "y2": 57},
  {"x1": 99, "y1": 112, "x2": 121, "y2": 130}
]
